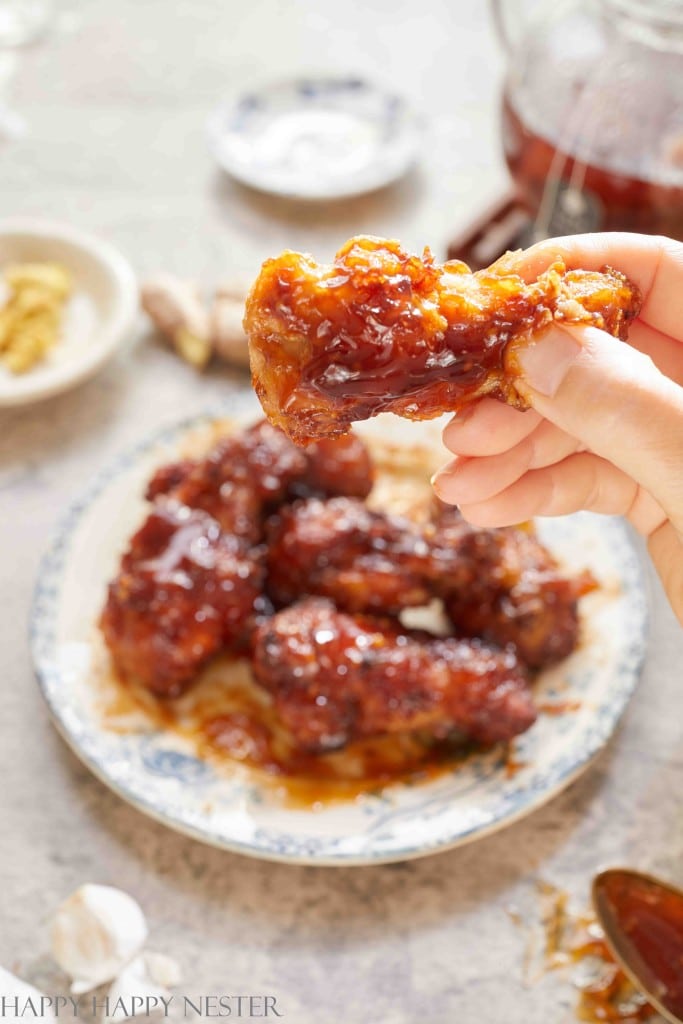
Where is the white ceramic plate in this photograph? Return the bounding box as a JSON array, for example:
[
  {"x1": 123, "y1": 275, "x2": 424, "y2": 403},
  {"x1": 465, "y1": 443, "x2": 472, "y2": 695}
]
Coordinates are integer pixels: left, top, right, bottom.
[
  {"x1": 207, "y1": 76, "x2": 420, "y2": 199},
  {"x1": 0, "y1": 219, "x2": 137, "y2": 407},
  {"x1": 31, "y1": 401, "x2": 648, "y2": 865}
]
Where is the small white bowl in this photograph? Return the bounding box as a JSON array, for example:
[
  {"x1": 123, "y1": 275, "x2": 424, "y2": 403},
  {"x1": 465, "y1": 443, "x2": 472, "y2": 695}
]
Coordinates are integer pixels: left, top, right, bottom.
[
  {"x1": 207, "y1": 76, "x2": 421, "y2": 200},
  {"x1": 0, "y1": 219, "x2": 137, "y2": 407}
]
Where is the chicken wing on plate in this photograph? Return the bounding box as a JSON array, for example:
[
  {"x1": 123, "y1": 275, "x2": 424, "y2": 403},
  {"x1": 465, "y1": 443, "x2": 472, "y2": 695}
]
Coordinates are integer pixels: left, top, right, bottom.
[
  {"x1": 251, "y1": 598, "x2": 536, "y2": 752},
  {"x1": 266, "y1": 497, "x2": 591, "y2": 669},
  {"x1": 101, "y1": 502, "x2": 265, "y2": 697},
  {"x1": 437, "y1": 505, "x2": 595, "y2": 669},
  {"x1": 146, "y1": 419, "x2": 373, "y2": 544}
]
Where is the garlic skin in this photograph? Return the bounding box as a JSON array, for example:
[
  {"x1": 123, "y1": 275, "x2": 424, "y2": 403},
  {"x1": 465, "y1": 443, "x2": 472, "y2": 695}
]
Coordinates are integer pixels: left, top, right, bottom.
[
  {"x1": 0, "y1": 967, "x2": 56, "y2": 1024},
  {"x1": 106, "y1": 953, "x2": 181, "y2": 1023},
  {"x1": 143, "y1": 952, "x2": 182, "y2": 989},
  {"x1": 50, "y1": 885, "x2": 148, "y2": 994}
]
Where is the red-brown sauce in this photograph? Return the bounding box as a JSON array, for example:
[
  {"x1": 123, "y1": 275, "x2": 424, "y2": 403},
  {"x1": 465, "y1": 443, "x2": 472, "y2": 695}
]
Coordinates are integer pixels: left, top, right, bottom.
[
  {"x1": 246, "y1": 236, "x2": 640, "y2": 445},
  {"x1": 530, "y1": 882, "x2": 660, "y2": 1022},
  {"x1": 99, "y1": 654, "x2": 480, "y2": 808},
  {"x1": 536, "y1": 700, "x2": 582, "y2": 716},
  {"x1": 572, "y1": 933, "x2": 658, "y2": 1022},
  {"x1": 201, "y1": 709, "x2": 477, "y2": 806},
  {"x1": 594, "y1": 871, "x2": 683, "y2": 1021},
  {"x1": 503, "y1": 96, "x2": 683, "y2": 240}
]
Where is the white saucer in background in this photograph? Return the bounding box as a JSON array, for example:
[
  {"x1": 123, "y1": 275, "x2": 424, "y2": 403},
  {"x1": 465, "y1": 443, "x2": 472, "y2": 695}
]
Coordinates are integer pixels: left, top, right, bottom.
[
  {"x1": 207, "y1": 76, "x2": 421, "y2": 200},
  {"x1": 0, "y1": 219, "x2": 137, "y2": 408}
]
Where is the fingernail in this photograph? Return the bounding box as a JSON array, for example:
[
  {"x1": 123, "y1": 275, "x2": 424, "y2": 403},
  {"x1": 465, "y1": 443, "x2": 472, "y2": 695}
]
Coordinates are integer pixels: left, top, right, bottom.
[
  {"x1": 516, "y1": 326, "x2": 581, "y2": 397},
  {"x1": 431, "y1": 462, "x2": 458, "y2": 499}
]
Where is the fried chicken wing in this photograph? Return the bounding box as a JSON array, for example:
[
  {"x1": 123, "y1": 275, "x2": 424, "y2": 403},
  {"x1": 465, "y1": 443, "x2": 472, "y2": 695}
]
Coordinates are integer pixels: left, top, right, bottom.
[
  {"x1": 266, "y1": 496, "x2": 591, "y2": 669},
  {"x1": 433, "y1": 504, "x2": 594, "y2": 668},
  {"x1": 244, "y1": 236, "x2": 641, "y2": 443},
  {"x1": 101, "y1": 502, "x2": 265, "y2": 697},
  {"x1": 251, "y1": 598, "x2": 536, "y2": 752},
  {"x1": 145, "y1": 420, "x2": 308, "y2": 543},
  {"x1": 146, "y1": 419, "x2": 373, "y2": 542},
  {"x1": 265, "y1": 496, "x2": 469, "y2": 613},
  {"x1": 296, "y1": 433, "x2": 374, "y2": 499}
]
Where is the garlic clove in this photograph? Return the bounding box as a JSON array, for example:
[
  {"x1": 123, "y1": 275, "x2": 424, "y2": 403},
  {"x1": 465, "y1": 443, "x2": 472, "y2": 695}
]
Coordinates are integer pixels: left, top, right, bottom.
[
  {"x1": 0, "y1": 966, "x2": 56, "y2": 1024},
  {"x1": 105, "y1": 953, "x2": 179, "y2": 1024},
  {"x1": 50, "y1": 884, "x2": 148, "y2": 994},
  {"x1": 143, "y1": 952, "x2": 182, "y2": 989}
]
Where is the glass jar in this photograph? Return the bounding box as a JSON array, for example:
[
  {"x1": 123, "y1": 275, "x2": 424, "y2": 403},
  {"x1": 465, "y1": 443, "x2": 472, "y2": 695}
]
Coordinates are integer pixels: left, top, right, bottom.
[{"x1": 493, "y1": 0, "x2": 683, "y2": 241}]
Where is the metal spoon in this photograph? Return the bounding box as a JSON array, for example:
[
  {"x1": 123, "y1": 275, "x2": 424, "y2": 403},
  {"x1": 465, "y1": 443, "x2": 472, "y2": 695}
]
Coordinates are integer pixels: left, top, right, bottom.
[{"x1": 592, "y1": 868, "x2": 683, "y2": 1024}]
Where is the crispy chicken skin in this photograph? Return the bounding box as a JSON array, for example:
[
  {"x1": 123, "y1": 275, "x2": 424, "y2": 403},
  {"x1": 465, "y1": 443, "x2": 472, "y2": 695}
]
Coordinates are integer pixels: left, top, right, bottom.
[
  {"x1": 265, "y1": 496, "x2": 471, "y2": 613},
  {"x1": 101, "y1": 502, "x2": 265, "y2": 698},
  {"x1": 251, "y1": 598, "x2": 536, "y2": 752},
  {"x1": 146, "y1": 419, "x2": 373, "y2": 543},
  {"x1": 145, "y1": 420, "x2": 308, "y2": 543},
  {"x1": 266, "y1": 496, "x2": 590, "y2": 669},
  {"x1": 433, "y1": 504, "x2": 594, "y2": 669},
  {"x1": 244, "y1": 236, "x2": 642, "y2": 443},
  {"x1": 296, "y1": 433, "x2": 374, "y2": 500}
]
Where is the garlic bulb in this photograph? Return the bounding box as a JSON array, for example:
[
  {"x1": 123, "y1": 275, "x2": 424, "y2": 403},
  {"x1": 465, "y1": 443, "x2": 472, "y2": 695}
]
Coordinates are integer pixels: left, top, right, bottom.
[
  {"x1": 0, "y1": 967, "x2": 56, "y2": 1024},
  {"x1": 105, "y1": 953, "x2": 179, "y2": 1023},
  {"x1": 50, "y1": 885, "x2": 148, "y2": 994}
]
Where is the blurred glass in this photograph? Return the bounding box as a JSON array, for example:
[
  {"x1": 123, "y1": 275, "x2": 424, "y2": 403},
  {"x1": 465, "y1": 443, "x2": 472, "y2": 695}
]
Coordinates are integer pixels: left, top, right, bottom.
[
  {"x1": 0, "y1": 0, "x2": 52, "y2": 46},
  {"x1": 491, "y1": 0, "x2": 683, "y2": 240}
]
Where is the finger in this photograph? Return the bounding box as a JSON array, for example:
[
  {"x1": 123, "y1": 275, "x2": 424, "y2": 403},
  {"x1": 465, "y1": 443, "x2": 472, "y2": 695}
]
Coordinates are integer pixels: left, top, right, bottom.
[
  {"x1": 511, "y1": 323, "x2": 683, "y2": 531},
  {"x1": 458, "y1": 452, "x2": 668, "y2": 536},
  {"x1": 442, "y1": 398, "x2": 541, "y2": 456},
  {"x1": 626, "y1": 319, "x2": 683, "y2": 387},
  {"x1": 648, "y1": 521, "x2": 683, "y2": 627},
  {"x1": 433, "y1": 420, "x2": 582, "y2": 505},
  {"x1": 507, "y1": 232, "x2": 683, "y2": 341}
]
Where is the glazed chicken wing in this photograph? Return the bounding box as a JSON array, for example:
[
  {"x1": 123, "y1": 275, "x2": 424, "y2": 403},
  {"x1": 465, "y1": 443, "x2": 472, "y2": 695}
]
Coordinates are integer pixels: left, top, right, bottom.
[
  {"x1": 265, "y1": 496, "x2": 590, "y2": 668},
  {"x1": 252, "y1": 598, "x2": 536, "y2": 752},
  {"x1": 265, "y1": 496, "x2": 471, "y2": 613},
  {"x1": 101, "y1": 502, "x2": 265, "y2": 697},
  {"x1": 295, "y1": 432, "x2": 374, "y2": 500},
  {"x1": 145, "y1": 420, "x2": 308, "y2": 543},
  {"x1": 146, "y1": 419, "x2": 373, "y2": 543},
  {"x1": 244, "y1": 236, "x2": 641, "y2": 443},
  {"x1": 432, "y1": 503, "x2": 594, "y2": 668}
]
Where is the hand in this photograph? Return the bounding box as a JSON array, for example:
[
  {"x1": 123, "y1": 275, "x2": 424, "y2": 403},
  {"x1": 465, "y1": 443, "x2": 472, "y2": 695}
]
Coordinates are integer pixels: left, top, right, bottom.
[{"x1": 432, "y1": 232, "x2": 683, "y2": 625}]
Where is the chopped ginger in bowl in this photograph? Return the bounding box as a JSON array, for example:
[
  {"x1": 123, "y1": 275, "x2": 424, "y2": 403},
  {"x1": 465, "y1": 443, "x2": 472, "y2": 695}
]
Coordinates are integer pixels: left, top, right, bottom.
[{"x1": 0, "y1": 262, "x2": 73, "y2": 374}]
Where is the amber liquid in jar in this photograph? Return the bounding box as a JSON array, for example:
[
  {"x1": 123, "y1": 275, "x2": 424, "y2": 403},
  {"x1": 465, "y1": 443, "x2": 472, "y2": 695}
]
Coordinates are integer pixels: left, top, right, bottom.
[{"x1": 502, "y1": 94, "x2": 683, "y2": 241}]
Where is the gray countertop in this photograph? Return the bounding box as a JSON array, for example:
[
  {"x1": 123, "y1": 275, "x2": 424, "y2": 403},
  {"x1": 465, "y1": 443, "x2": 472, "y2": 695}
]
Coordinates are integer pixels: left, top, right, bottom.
[{"x1": 1, "y1": 2, "x2": 681, "y2": 1021}]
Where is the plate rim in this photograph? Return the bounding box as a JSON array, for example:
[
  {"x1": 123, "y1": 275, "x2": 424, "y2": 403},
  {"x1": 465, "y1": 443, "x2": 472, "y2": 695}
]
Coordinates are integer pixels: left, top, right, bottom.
[{"x1": 30, "y1": 406, "x2": 650, "y2": 865}]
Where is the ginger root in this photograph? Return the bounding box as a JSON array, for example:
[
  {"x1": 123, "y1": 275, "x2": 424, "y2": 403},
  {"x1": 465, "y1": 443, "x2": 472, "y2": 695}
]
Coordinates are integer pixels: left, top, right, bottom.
[
  {"x1": 209, "y1": 286, "x2": 250, "y2": 368},
  {"x1": 140, "y1": 275, "x2": 212, "y2": 369},
  {"x1": 141, "y1": 274, "x2": 250, "y2": 371}
]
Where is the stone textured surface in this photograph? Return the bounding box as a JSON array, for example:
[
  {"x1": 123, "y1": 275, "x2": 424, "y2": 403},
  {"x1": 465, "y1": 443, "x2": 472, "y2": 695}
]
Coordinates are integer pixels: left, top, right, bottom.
[{"x1": 0, "y1": 2, "x2": 681, "y2": 1022}]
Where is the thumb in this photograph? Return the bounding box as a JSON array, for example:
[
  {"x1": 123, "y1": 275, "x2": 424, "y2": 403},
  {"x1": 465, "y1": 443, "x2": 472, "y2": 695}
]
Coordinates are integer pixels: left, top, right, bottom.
[{"x1": 511, "y1": 324, "x2": 683, "y2": 532}]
